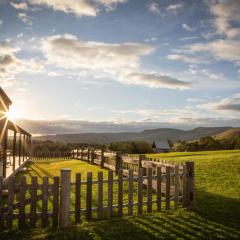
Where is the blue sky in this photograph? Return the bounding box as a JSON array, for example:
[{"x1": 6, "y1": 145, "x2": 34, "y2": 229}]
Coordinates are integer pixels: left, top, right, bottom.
[{"x1": 0, "y1": 0, "x2": 240, "y2": 134}]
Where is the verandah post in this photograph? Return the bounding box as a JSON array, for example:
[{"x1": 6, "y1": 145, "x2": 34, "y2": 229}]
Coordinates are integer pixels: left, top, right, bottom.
[
  {"x1": 59, "y1": 169, "x2": 71, "y2": 228},
  {"x1": 12, "y1": 131, "x2": 16, "y2": 171}
]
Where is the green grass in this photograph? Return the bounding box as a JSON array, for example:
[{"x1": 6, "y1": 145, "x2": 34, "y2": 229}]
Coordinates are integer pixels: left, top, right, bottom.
[{"x1": 3, "y1": 150, "x2": 240, "y2": 240}]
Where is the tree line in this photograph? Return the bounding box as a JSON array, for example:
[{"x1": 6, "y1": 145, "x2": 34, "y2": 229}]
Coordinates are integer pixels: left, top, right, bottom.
[
  {"x1": 30, "y1": 135, "x2": 240, "y2": 155},
  {"x1": 174, "y1": 136, "x2": 240, "y2": 152},
  {"x1": 31, "y1": 140, "x2": 153, "y2": 154}
]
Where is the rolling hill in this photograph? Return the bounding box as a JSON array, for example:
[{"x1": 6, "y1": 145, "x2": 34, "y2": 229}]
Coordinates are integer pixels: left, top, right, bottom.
[
  {"x1": 214, "y1": 128, "x2": 240, "y2": 140},
  {"x1": 33, "y1": 127, "x2": 232, "y2": 144}
]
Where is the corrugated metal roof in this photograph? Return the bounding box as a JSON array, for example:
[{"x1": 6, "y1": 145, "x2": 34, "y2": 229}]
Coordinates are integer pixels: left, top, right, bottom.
[
  {"x1": 0, "y1": 86, "x2": 12, "y2": 105},
  {"x1": 153, "y1": 141, "x2": 170, "y2": 149}
]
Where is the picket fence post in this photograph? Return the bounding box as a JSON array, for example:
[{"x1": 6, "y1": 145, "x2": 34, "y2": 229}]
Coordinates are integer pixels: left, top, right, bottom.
[
  {"x1": 186, "y1": 161, "x2": 195, "y2": 210},
  {"x1": 59, "y1": 169, "x2": 71, "y2": 228}
]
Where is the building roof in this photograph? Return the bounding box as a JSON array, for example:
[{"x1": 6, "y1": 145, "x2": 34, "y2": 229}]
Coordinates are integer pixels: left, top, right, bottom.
[
  {"x1": 152, "y1": 141, "x2": 171, "y2": 150},
  {"x1": 0, "y1": 87, "x2": 12, "y2": 105}
]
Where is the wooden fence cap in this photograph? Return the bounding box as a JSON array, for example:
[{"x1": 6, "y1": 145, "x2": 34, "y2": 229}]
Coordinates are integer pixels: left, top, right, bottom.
[{"x1": 61, "y1": 168, "x2": 71, "y2": 172}]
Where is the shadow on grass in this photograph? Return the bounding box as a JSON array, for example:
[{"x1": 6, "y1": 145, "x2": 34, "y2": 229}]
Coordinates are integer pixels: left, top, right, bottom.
[
  {"x1": 30, "y1": 162, "x2": 55, "y2": 179},
  {"x1": 3, "y1": 189, "x2": 240, "y2": 240},
  {"x1": 195, "y1": 190, "x2": 240, "y2": 231}
]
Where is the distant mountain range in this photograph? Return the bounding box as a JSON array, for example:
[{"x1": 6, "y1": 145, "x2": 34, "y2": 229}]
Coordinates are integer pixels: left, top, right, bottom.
[{"x1": 33, "y1": 127, "x2": 234, "y2": 144}]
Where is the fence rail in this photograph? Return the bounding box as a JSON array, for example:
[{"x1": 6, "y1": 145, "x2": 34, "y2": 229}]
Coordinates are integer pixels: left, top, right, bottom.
[{"x1": 31, "y1": 151, "x2": 71, "y2": 160}]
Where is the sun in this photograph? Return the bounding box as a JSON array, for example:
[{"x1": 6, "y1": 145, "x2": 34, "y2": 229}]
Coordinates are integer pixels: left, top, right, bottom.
[{"x1": 5, "y1": 108, "x2": 16, "y2": 121}]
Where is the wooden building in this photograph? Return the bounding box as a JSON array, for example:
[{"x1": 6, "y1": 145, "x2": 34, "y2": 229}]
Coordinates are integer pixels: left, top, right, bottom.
[
  {"x1": 0, "y1": 87, "x2": 31, "y2": 178},
  {"x1": 152, "y1": 140, "x2": 171, "y2": 153}
]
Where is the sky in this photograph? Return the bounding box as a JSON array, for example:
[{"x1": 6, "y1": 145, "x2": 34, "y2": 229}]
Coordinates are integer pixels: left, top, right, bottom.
[{"x1": 0, "y1": 0, "x2": 240, "y2": 134}]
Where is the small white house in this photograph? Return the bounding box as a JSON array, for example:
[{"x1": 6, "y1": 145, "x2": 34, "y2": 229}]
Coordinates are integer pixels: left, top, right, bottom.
[{"x1": 152, "y1": 141, "x2": 171, "y2": 153}]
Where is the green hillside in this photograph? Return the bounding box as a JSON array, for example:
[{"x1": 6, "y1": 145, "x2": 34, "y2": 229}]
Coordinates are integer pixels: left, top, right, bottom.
[{"x1": 214, "y1": 128, "x2": 240, "y2": 140}]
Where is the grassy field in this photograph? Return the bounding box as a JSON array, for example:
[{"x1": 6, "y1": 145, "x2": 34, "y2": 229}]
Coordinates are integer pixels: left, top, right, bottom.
[{"x1": 3, "y1": 150, "x2": 240, "y2": 240}]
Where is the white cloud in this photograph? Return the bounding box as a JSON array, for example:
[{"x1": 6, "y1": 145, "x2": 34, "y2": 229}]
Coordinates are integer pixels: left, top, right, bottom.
[
  {"x1": 182, "y1": 23, "x2": 195, "y2": 32},
  {"x1": 11, "y1": 2, "x2": 29, "y2": 10},
  {"x1": 198, "y1": 93, "x2": 240, "y2": 113},
  {"x1": 175, "y1": 39, "x2": 240, "y2": 67},
  {"x1": 18, "y1": 13, "x2": 32, "y2": 26},
  {"x1": 42, "y1": 34, "x2": 154, "y2": 75},
  {"x1": 166, "y1": 3, "x2": 183, "y2": 13},
  {"x1": 0, "y1": 41, "x2": 44, "y2": 87},
  {"x1": 178, "y1": 36, "x2": 199, "y2": 41},
  {"x1": 95, "y1": 0, "x2": 127, "y2": 10},
  {"x1": 167, "y1": 54, "x2": 209, "y2": 64},
  {"x1": 209, "y1": 0, "x2": 240, "y2": 39},
  {"x1": 42, "y1": 34, "x2": 190, "y2": 89},
  {"x1": 17, "y1": 33, "x2": 24, "y2": 38},
  {"x1": 145, "y1": 37, "x2": 158, "y2": 42},
  {"x1": 148, "y1": 2, "x2": 160, "y2": 13},
  {"x1": 47, "y1": 71, "x2": 61, "y2": 77},
  {"x1": 188, "y1": 39, "x2": 240, "y2": 64},
  {"x1": 26, "y1": 0, "x2": 127, "y2": 17},
  {"x1": 0, "y1": 41, "x2": 20, "y2": 55},
  {"x1": 121, "y1": 72, "x2": 191, "y2": 89}
]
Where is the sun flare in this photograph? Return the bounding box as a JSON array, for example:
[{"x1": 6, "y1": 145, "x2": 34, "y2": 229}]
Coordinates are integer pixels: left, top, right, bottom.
[{"x1": 5, "y1": 108, "x2": 16, "y2": 121}]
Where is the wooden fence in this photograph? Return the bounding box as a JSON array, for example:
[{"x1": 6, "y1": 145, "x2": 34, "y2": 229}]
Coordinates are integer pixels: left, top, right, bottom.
[
  {"x1": 71, "y1": 148, "x2": 194, "y2": 210},
  {"x1": 0, "y1": 163, "x2": 194, "y2": 230},
  {"x1": 31, "y1": 151, "x2": 71, "y2": 160},
  {"x1": 71, "y1": 149, "x2": 186, "y2": 177}
]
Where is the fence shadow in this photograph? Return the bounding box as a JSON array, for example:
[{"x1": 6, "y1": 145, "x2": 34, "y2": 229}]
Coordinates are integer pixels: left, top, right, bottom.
[{"x1": 195, "y1": 189, "x2": 240, "y2": 231}]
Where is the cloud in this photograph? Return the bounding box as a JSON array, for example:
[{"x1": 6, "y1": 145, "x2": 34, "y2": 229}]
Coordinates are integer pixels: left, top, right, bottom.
[
  {"x1": 148, "y1": 2, "x2": 160, "y2": 13},
  {"x1": 199, "y1": 93, "x2": 240, "y2": 113},
  {"x1": 209, "y1": 0, "x2": 240, "y2": 39},
  {"x1": 178, "y1": 36, "x2": 199, "y2": 41},
  {"x1": 0, "y1": 41, "x2": 44, "y2": 86},
  {"x1": 0, "y1": 55, "x2": 17, "y2": 69},
  {"x1": 42, "y1": 34, "x2": 154, "y2": 73},
  {"x1": 18, "y1": 13, "x2": 32, "y2": 26},
  {"x1": 95, "y1": 0, "x2": 127, "y2": 10},
  {"x1": 0, "y1": 20, "x2": 2, "y2": 25},
  {"x1": 11, "y1": 2, "x2": 29, "y2": 10},
  {"x1": 16, "y1": 104, "x2": 240, "y2": 135},
  {"x1": 121, "y1": 72, "x2": 191, "y2": 89},
  {"x1": 167, "y1": 54, "x2": 209, "y2": 64},
  {"x1": 0, "y1": 41, "x2": 20, "y2": 54},
  {"x1": 190, "y1": 39, "x2": 240, "y2": 63},
  {"x1": 176, "y1": 39, "x2": 240, "y2": 66},
  {"x1": 182, "y1": 23, "x2": 195, "y2": 32},
  {"x1": 26, "y1": 0, "x2": 127, "y2": 17},
  {"x1": 42, "y1": 34, "x2": 190, "y2": 89},
  {"x1": 47, "y1": 71, "x2": 61, "y2": 77},
  {"x1": 166, "y1": 3, "x2": 183, "y2": 13},
  {"x1": 17, "y1": 33, "x2": 24, "y2": 38}
]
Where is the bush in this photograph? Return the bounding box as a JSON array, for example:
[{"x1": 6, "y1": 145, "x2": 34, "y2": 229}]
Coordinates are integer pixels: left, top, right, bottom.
[{"x1": 109, "y1": 141, "x2": 153, "y2": 154}]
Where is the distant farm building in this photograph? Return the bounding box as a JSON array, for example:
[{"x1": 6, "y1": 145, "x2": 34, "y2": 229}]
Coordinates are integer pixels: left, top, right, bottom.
[{"x1": 152, "y1": 140, "x2": 171, "y2": 153}]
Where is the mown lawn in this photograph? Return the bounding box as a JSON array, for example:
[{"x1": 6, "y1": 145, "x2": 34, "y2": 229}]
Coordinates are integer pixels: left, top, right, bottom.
[{"x1": 3, "y1": 150, "x2": 240, "y2": 240}]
